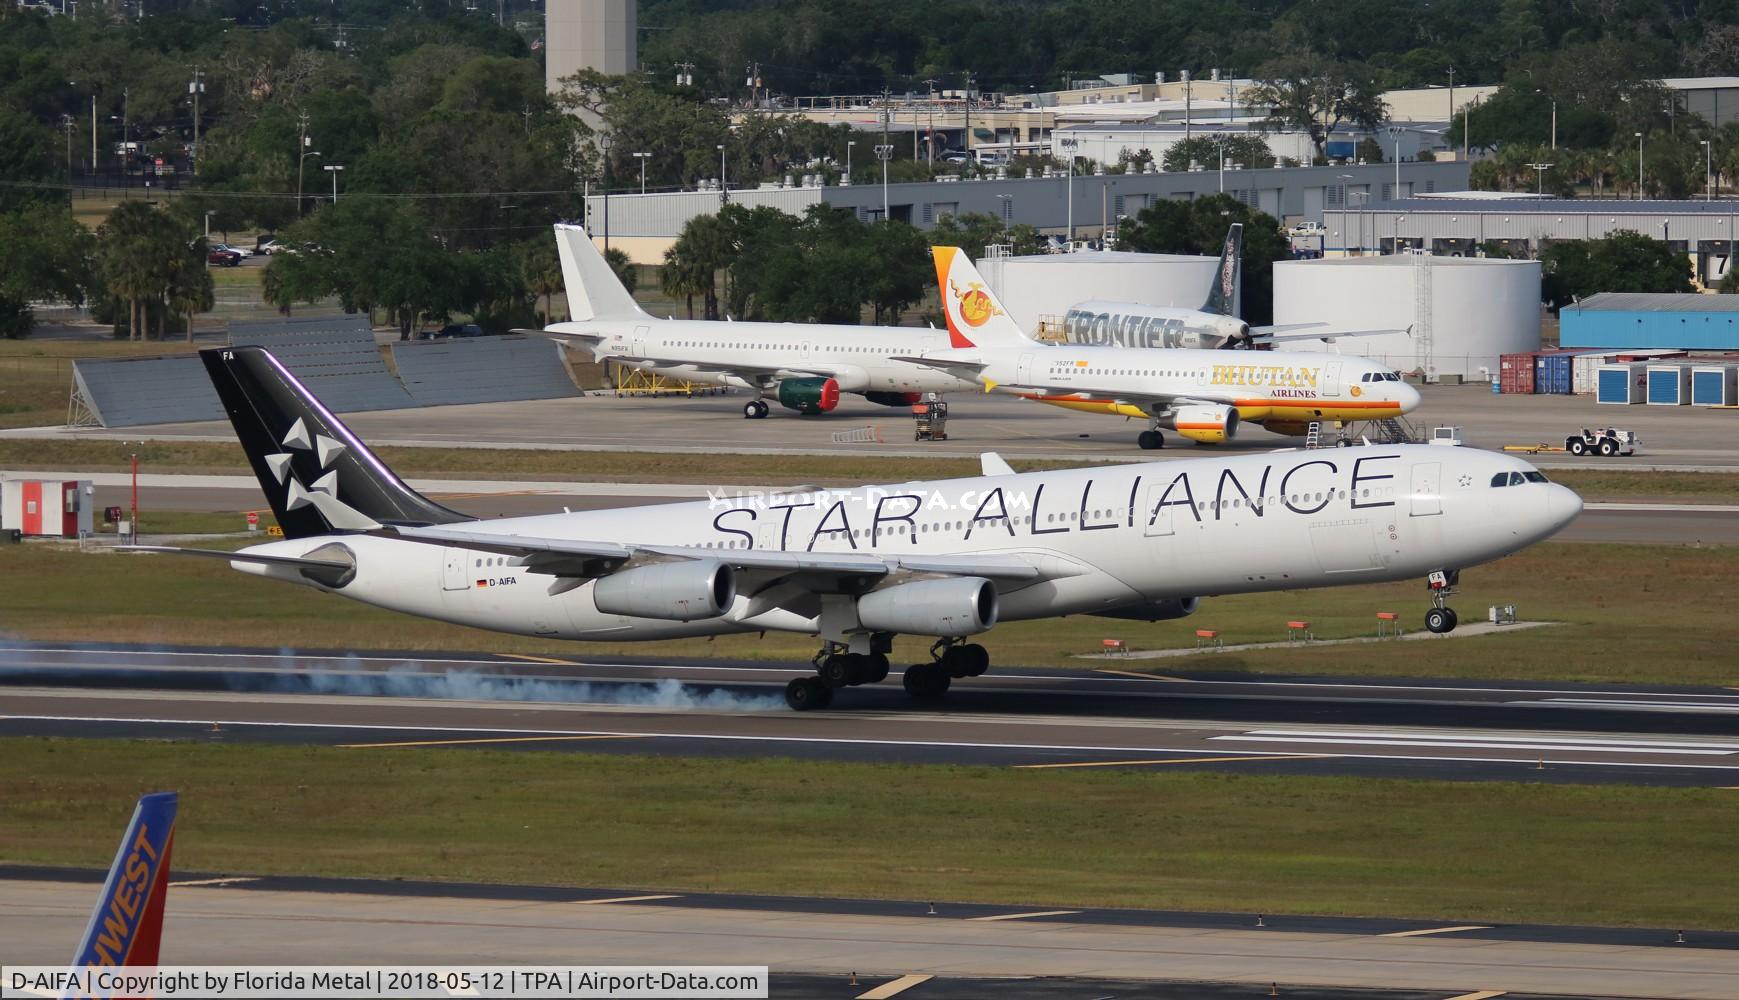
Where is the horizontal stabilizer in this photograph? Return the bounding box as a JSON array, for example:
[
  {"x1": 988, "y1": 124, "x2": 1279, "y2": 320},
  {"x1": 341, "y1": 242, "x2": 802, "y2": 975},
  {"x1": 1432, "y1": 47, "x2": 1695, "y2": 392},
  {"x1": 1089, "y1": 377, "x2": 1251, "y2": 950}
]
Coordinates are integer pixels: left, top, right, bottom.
[{"x1": 121, "y1": 545, "x2": 358, "y2": 588}]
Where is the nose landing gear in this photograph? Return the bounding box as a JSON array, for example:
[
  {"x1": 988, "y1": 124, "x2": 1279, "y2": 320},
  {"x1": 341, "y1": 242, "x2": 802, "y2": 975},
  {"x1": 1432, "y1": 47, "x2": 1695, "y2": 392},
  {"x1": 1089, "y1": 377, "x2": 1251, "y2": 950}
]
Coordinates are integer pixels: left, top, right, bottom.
[
  {"x1": 1424, "y1": 569, "x2": 1460, "y2": 634},
  {"x1": 743, "y1": 398, "x2": 770, "y2": 419}
]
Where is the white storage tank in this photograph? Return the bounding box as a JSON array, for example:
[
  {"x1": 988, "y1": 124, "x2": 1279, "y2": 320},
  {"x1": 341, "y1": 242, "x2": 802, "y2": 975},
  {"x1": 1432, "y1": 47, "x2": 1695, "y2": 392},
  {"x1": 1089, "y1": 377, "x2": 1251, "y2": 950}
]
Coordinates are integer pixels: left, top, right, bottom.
[
  {"x1": 1272, "y1": 256, "x2": 1542, "y2": 381},
  {"x1": 976, "y1": 250, "x2": 1219, "y2": 337}
]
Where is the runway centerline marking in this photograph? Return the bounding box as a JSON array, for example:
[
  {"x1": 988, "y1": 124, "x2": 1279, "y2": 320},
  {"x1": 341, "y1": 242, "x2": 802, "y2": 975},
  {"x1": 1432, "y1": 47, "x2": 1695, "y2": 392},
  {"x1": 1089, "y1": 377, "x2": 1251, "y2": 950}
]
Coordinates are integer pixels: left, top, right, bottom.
[
  {"x1": 577, "y1": 894, "x2": 681, "y2": 905},
  {"x1": 967, "y1": 910, "x2": 1082, "y2": 922},
  {"x1": 1379, "y1": 925, "x2": 1492, "y2": 938},
  {"x1": 855, "y1": 974, "x2": 933, "y2": 999},
  {"x1": 1017, "y1": 754, "x2": 1339, "y2": 770},
  {"x1": 337, "y1": 735, "x2": 647, "y2": 749}
]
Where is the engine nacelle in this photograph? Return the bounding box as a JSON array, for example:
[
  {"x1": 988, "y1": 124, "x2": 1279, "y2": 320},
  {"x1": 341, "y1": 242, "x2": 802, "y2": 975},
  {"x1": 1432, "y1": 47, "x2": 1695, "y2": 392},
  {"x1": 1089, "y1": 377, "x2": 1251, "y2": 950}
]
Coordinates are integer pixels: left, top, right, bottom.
[
  {"x1": 864, "y1": 391, "x2": 923, "y2": 408},
  {"x1": 1170, "y1": 403, "x2": 1240, "y2": 444},
  {"x1": 1091, "y1": 597, "x2": 1200, "y2": 622},
  {"x1": 592, "y1": 560, "x2": 735, "y2": 621},
  {"x1": 856, "y1": 577, "x2": 998, "y2": 637},
  {"x1": 777, "y1": 377, "x2": 841, "y2": 415}
]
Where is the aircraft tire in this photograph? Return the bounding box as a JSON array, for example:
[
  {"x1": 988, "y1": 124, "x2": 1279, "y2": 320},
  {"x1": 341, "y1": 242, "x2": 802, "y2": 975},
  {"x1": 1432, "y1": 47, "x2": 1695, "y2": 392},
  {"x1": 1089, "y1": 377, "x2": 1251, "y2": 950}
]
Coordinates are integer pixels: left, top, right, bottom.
[
  {"x1": 865, "y1": 652, "x2": 890, "y2": 684},
  {"x1": 1424, "y1": 607, "x2": 1456, "y2": 634},
  {"x1": 903, "y1": 664, "x2": 950, "y2": 699},
  {"x1": 1137, "y1": 430, "x2": 1164, "y2": 450},
  {"x1": 820, "y1": 654, "x2": 855, "y2": 688},
  {"x1": 786, "y1": 676, "x2": 833, "y2": 710}
]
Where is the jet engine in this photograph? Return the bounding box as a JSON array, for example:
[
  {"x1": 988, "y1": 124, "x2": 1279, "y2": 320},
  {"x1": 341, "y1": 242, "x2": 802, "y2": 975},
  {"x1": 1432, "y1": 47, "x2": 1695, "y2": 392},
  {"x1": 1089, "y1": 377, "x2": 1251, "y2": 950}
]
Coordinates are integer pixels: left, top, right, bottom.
[
  {"x1": 864, "y1": 391, "x2": 923, "y2": 408},
  {"x1": 1091, "y1": 597, "x2": 1200, "y2": 622},
  {"x1": 592, "y1": 560, "x2": 736, "y2": 621},
  {"x1": 1168, "y1": 403, "x2": 1240, "y2": 444},
  {"x1": 777, "y1": 377, "x2": 841, "y2": 415},
  {"x1": 856, "y1": 577, "x2": 998, "y2": 637}
]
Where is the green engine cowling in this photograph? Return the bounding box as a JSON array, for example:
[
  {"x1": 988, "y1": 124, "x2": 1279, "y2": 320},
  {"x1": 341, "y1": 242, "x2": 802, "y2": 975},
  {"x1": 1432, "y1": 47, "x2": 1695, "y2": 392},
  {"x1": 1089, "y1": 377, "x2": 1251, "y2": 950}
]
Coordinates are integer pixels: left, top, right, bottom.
[{"x1": 777, "y1": 377, "x2": 841, "y2": 414}]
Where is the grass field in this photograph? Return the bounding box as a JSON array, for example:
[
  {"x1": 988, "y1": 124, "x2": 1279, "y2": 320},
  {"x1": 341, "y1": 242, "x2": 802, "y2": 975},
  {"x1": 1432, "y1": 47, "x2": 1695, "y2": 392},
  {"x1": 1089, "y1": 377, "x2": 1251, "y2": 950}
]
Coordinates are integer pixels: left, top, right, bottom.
[
  {"x1": 3, "y1": 540, "x2": 1734, "y2": 685},
  {"x1": 2, "y1": 738, "x2": 1735, "y2": 929}
]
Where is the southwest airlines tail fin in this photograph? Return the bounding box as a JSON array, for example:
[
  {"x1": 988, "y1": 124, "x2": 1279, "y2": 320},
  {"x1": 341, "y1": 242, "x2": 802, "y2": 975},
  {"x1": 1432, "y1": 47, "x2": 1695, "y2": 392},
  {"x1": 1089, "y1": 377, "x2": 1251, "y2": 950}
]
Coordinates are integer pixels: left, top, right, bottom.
[
  {"x1": 933, "y1": 246, "x2": 1030, "y2": 349},
  {"x1": 70, "y1": 792, "x2": 177, "y2": 970},
  {"x1": 200, "y1": 347, "x2": 468, "y2": 539},
  {"x1": 1201, "y1": 223, "x2": 1243, "y2": 318},
  {"x1": 553, "y1": 224, "x2": 650, "y2": 322}
]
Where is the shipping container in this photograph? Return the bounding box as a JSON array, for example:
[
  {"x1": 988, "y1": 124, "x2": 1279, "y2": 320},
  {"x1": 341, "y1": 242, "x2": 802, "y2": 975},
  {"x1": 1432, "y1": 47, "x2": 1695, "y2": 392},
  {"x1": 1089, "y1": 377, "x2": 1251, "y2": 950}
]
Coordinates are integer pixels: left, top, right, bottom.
[
  {"x1": 1498, "y1": 352, "x2": 1536, "y2": 394},
  {"x1": 1572, "y1": 353, "x2": 1614, "y2": 394},
  {"x1": 1597, "y1": 363, "x2": 1648, "y2": 404},
  {"x1": 1646, "y1": 365, "x2": 1692, "y2": 405},
  {"x1": 1692, "y1": 365, "x2": 1739, "y2": 406},
  {"x1": 1534, "y1": 352, "x2": 1574, "y2": 394}
]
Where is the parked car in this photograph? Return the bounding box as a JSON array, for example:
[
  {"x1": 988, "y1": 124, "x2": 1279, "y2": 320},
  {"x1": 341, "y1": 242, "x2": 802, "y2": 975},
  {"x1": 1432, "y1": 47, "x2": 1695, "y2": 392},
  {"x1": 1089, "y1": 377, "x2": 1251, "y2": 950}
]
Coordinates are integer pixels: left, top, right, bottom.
[
  {"x1": 211, "y1": 242, "x2": 254, "y2": 259},
  {"x1": 255, "y1": 234, "x2": 280, "y2": 253},
  {"x1": 418, "y1": 323, "x2": 487, "y2": 340},
  {"x1": 939, "y1": 150, "x2": 970, "y2": 165},
  {"x1": 1288, "y1": 221, "x2": 1327, "y2": 237},
  {"x1": 207, "y1": 249, "x2": 241, "y2": 267}
]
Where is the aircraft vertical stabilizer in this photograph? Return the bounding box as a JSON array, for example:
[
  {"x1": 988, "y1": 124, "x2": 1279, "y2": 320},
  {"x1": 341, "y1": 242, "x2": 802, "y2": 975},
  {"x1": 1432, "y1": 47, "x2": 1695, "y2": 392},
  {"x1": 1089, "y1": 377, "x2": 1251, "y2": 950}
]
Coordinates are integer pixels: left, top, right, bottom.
[
  {"x1": 933, "y1": 246, "x2": 1029, "y2": 350},
  {"x1": 70, "y1": 792, "x2": 178, "y2": 970},
  {"x1": 553, "y1": 224, "x2": 651, "y2": 322},
  {"x1": 1202, "y1": 223, "x2": 1243, "y2": 318}
]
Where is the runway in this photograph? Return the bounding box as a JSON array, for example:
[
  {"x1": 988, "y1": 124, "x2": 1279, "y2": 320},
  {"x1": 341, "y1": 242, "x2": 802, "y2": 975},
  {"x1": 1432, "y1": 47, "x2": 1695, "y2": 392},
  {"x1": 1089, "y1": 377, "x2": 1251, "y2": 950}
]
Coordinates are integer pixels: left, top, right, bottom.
[
  {"x1": 9, "y1": 470, "x2": 1736, "y2": 545},
  {"x1": 8, "y1": 643, "x2": 1739, "y2": 786},
  {"x1": 1, "y1": 871, "x2": 1731, "y2": 998}
]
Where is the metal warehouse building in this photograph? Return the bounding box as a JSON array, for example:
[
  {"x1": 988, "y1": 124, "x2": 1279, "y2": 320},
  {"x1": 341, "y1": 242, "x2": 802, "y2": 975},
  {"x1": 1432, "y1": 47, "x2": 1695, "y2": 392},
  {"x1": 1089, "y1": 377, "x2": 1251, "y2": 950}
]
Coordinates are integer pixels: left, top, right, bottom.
[{"x1": 1561, "y1": 293, "x2": 1739, "y2": 350}]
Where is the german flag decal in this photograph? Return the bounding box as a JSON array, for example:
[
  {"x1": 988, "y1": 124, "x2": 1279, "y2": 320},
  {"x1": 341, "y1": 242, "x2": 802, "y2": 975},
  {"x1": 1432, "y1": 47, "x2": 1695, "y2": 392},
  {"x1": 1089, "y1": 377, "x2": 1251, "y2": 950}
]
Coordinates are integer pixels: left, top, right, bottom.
[{"x1": 475, "y1": 579, "x2": 488, "y2": 588}]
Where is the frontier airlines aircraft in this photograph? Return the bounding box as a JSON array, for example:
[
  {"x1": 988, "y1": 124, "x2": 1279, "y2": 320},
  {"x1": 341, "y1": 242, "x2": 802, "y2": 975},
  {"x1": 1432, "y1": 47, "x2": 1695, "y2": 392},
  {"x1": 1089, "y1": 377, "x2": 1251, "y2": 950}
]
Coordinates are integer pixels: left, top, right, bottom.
[
  {"x1": 130, "y1": 347, "x2": 1578, "y2": 710},
  {"x1": 901, "y1": 247, "x2": 1420, "y2": 449}
]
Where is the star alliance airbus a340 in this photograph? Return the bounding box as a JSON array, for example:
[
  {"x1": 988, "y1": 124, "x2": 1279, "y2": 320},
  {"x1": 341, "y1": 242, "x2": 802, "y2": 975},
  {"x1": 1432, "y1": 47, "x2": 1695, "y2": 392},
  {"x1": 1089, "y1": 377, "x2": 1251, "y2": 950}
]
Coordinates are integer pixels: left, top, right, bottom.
[{"x1": 131, "y1": 347, "x2": 1580, "y2": 710}]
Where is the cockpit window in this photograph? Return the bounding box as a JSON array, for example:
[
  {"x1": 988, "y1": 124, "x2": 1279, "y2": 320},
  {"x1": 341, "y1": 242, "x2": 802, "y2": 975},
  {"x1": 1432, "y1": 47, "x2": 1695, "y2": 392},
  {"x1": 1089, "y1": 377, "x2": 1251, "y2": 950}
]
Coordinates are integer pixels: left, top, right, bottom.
[
  {"x1": 1383, "y1": 372, "x2": 1400, "y2": 381},
  {"x1": 1490, "y1": 473, "x2": 1510, "y2": 488},
  {"x1": 1524, "y1": 471, "x2": 1548, "y2": 483}
]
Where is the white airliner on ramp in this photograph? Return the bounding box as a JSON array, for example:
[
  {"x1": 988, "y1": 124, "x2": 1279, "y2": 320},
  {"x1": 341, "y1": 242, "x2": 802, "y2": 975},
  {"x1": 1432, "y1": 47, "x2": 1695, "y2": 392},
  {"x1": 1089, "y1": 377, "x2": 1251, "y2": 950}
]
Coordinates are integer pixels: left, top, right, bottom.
[{"x1": 128, "y1": 346, "x2": 1580, "y2": 710}]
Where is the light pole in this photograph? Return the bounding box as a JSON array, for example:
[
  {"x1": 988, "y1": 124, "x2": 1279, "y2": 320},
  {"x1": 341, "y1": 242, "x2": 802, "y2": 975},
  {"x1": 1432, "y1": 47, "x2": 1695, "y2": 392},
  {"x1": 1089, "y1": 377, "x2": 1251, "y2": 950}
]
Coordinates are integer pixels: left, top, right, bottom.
[
  {"x1": 1387, "y1": 124, "x2": 1404, "y2": 196},
  {"x1": 1635, "y1": 131, "x2": 1644, "y2": 200},
  {"x1": 996, "y1": 192, "x2": 1012, "y2": 226},
  {"x1": 1702, "y1": 139, "x2": 1713, "y2": 201},
  {"x1": 1060, "y1": 136, "x2": 1079, "y2": 245},
  {"x1": 1214, "y1": 132, "x2": 1227, "y2": 193},
  {"x1": 717, "y1": 143, "x2": 727, "y2": 205},
  {"x1": 204, "y1": 209, "x2": 215, "y2": 241},
  {"x1": 323, "y1": 163, "x2": 343, "y2": 203},
  {"x1": 846, "y1": 140, "x2": 855, "y2": 184},
  {"x1": 632, "y1": 151, "x2": 650, "y2": 194},
  {"x1": 188, "y1": 67, "x2": 204, "y2": 174},
  {"x1": 1527, "y1": 162, "x2": 1552, "y2": 196},
  {"x1": 600, "y1": 134, "x2": 612, "y2": 253},
  {"x1": 1349, "y1": 190, "x2": 1369, "y2": 255},
  {"x1": 297, "y1": 148, "x2": 320, "y2": 215},
  {"x1": 874, "y1": 143, "x2": 893, "y2": 220}
]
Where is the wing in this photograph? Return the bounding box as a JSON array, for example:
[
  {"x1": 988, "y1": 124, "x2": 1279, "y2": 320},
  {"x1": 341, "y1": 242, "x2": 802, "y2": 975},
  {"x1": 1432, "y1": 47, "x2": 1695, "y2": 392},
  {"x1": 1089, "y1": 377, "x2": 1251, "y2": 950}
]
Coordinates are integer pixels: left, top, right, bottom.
[
  {"x1": 890, "y1": 354, "x2": 987, "y2": 379},
  {"x1": 1254, "y1": 323, "x2": 1410, "y2": 344}
]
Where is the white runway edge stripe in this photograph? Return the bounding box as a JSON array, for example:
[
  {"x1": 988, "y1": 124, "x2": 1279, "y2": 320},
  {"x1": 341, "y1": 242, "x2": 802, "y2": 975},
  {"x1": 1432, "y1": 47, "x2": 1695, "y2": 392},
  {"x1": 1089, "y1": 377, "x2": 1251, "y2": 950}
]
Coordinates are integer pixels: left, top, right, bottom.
[
  {"x1": 13, "y1": 713, "x2": 1739, "y2": 771},
  {"x1": 1215, "y1": 729, "x2": 1739, "y2": 756}
]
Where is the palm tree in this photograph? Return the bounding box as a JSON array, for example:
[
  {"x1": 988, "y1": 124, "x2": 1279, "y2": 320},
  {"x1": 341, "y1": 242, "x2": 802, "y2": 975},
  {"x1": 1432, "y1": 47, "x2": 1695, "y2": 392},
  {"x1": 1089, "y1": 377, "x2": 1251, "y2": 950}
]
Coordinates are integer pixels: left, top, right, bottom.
[
  {"x1": 521, "y1": 238, "x2": 564, "y2": 324},
  {"x1": 168, "y1": 241, "x2": 214, "y2": 343},
  {"x1": 660, "y1": 242, "x2": 709, "y2": 319}
]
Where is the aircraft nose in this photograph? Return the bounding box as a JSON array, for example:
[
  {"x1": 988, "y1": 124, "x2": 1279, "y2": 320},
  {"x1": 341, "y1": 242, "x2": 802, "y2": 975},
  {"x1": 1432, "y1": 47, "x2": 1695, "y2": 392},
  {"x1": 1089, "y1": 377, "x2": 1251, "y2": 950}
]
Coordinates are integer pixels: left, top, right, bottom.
[
  {"x1": 1395, "y1": 380, "x2": 1422, "y2": 412},
  {"x1": 1547, "y1": 483, "x2": 1583, "y2": 533}
]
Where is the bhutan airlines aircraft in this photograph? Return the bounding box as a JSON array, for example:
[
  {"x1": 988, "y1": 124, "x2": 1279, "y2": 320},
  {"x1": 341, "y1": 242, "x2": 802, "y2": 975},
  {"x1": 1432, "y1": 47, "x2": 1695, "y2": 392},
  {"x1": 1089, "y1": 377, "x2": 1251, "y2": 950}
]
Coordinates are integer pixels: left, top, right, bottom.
[
  {"x1": 128, "y1": 347, "x2": 1577, "y2": 710},
  {"x1": 1060, "y1": 224, "x2": 1399, "y2": 351},
  {"x1": 902, "y1": 247, "x2": 1420, "y2": 449},
  {"x1": 542, "y1": 225, "x2": 974, "y2": 418}
]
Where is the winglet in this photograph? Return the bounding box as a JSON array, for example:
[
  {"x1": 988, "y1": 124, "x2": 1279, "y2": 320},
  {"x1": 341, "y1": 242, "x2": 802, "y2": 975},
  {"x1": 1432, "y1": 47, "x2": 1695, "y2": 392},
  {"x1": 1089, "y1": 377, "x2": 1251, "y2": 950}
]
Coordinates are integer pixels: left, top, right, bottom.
[
  {"x1": 553, "y1": 224, "x2": 650, "y2": 322},
  {"x1": 980, "y1": 452, "x2": 1015, "y2": 476},
  {"x1": 932, "y1": 246, "x2": 1030, "y2": 349},
  {"x1": 71, "y1": 792, "x2": 177, "y2": 969}
]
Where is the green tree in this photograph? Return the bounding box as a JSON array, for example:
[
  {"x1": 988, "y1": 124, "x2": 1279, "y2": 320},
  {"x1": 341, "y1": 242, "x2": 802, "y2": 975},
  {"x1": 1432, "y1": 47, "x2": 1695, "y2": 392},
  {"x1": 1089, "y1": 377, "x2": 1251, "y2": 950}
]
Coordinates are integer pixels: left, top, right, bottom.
[
  {"x1": 0, "y1": 107, "x2": 58, "y2": 214},
  {"x1": 96, "y1": 201, "x2": 191, "y2": 341},
  {"x1": 604, "y1": 247, "x2": 639, "y2": 294},
  {"x1": 1161, "y1": 135, "x2": 1276, "y2": 173},
  {"x1": 862, "y1": 220, "x2": 932, "y2": 325},
  {"x1": 520, "y1": 237, "x2": 564, "y2": 324},
  {"x1": 1540, "y1": 231, "x2": 1694, "y2": 312},
  {"x1": 0, "y1": 205, "x2": 95, "y2": 338},
  {"x1": 1115, "y1": 194, "x2": 1291, "y2": 325},
  {"x1": 167, "y1": 244, "x2": 216, "y2": 343},
  {"x1": 1245, "y1": 54, "x2": 1389, "y2": 163}
]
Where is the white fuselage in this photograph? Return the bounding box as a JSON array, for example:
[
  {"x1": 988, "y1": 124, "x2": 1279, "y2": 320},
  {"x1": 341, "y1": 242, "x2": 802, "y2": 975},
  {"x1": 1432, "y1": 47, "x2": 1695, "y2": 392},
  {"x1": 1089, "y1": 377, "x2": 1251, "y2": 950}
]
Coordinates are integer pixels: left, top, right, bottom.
[
  {"x1": 232, "y1": 446, "x2": 1577, "y2": 644},
  {"x1": 1062, "y1": 300, "x2": 1248, "y2": 350},
  {"x1": 549, "y1": 318, "x2": 977, "y2": 396}
]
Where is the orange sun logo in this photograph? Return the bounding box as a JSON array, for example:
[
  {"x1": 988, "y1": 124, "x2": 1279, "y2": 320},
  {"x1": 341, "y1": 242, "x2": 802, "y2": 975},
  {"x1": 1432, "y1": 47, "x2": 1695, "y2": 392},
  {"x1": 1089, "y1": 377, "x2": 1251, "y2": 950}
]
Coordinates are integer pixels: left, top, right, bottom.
[
  {"x1": 1350, "y1": 384, "x2": 1363, "y2": 397},
  {"x1": 959, "y1": 288, "x2": 993, "y2": 327}
]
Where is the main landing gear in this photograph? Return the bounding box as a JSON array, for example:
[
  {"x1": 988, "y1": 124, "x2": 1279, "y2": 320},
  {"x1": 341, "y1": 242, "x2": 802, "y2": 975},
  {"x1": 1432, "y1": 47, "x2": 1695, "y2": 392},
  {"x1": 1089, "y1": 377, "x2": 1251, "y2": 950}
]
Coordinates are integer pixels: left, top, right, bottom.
[
  {"x1": 783, "y1": 638, "x2": 991, "y2": 710},
  {"x1": 1137, "y1": 429, "x2": 1166, "y2": 450},
  {"x1": 902, "y1": 639, "x2": 989, "y2": 700},
  {"x1": 743, "y1": 398, "x2": 770, "y2": 419},
  {"x1": 785, "y1": 643, "x2": 892, "y2": 710},
  {"x1": 1424, "y1": 569, "x2": 1460, "y2": 634}
]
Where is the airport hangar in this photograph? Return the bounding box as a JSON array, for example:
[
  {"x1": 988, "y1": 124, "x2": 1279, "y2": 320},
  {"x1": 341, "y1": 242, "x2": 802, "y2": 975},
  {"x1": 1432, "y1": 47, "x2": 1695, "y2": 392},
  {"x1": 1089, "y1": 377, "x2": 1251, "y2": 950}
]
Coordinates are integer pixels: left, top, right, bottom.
[
  {"x1": 582, "y1": 159, "x2": 1472, "y2": 265},
  {"x1": 1323, "y1": 196, "x2": 1739, "y2": 286}
]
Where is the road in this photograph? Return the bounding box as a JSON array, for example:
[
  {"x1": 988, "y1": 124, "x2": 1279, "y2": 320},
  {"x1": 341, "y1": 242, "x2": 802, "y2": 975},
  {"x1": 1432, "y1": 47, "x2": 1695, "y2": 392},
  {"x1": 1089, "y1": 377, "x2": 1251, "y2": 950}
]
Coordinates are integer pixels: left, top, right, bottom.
[
  {"x1": 8, "y1": 643, "x2": 1739, "y2": 786},
  {"x1": 0, "y1": 872, "x2": 1731, "y2": 998}
]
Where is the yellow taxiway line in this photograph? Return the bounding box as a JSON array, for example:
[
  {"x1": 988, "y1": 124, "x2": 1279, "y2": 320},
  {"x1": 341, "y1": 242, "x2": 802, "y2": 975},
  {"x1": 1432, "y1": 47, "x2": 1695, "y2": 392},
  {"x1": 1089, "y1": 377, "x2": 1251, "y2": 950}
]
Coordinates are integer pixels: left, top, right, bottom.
[
  {"x1": 1380, "y1": 925, "x2": 1493, "y2": 938},
  {"x1": 968, "y1": 909, "x2": 1082, "y2": 922},
  {"x1": 1093, "y1": 668, "x2": 1192, "y2": 682},
  {"x1": 499, "y1": 653, "x2": 577, "y2": 665},
  {"x1": 855, "y1": 975, "x2": 934, "y2": 999},
  {"x1": 577, "y1": 894, "x2": 682, "y2": 905},
  {"x1": 338, "y1": 735, "x2": 644, "y2": 749}
]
